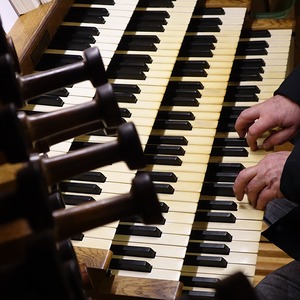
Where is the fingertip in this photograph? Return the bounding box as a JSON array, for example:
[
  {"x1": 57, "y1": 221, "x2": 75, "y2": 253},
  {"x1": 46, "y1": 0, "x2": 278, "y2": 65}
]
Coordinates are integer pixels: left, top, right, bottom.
[
  {"x1": 233, "y1": 190, "x2": 244, "y2": 201},
  {"x1": 262, "y1": 141, "x2": 274, "y2": 151}
]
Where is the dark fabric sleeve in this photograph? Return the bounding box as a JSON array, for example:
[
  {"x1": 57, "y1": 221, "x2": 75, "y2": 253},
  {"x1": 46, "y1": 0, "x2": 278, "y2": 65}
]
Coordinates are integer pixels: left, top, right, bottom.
[
  {"x1": 262, "y1": 205, "x2": 300, "y2": 260},
  {"x1": 280, "y1": 138, "x2": 300, "y2": 204},
  {"x1": 274, "y1": 64, "x2": 300, "y2": 105}
]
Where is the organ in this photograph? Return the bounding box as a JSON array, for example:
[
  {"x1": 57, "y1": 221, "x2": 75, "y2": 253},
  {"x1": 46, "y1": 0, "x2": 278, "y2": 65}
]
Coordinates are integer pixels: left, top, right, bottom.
[{"x1": 1, "y1": 0, "x2": 297, "y2": 298}]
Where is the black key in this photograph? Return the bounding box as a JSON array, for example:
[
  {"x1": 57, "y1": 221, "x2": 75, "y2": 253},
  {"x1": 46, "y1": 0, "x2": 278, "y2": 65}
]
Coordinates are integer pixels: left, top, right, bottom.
[
  {"x1": 137, "y1": 0, "x2": 174, "y2": 8},
  {"x1": 110, "y1": 245, "x2": 156, "y2": 258},
  {"x1": 112, "y1": 83, "x2": 141, "y2": 94},
  {"x1": 219, "y1": 105, "x2": 246, "y2": 118},
  {"x1": 109, "y1": 61, "x2": 149, "y2": 71},
  {"x1": 174, "y1": 60, "x2": 210, "y2": 70},
  {"x1": 126, "y1": 22, "x2": 165, "y2": 32},
  {"x1": 226, "y1": 85, "x2": 260, "y2": 95},
  {"x1": 148, "y1": 135, "x2": 188, "y2": 145},
  {"x1": 53, "y1": 32, "x2": 96, "y2": 44},
  {"x1": 65, "y1": 13, "x2": 106, "y2": 24},
  {"x1": 172, "y1": 61, "x2": 208, "y2": 76},
  {"x1": 48, "y1": 40, "x2": 91, "y2": 51},
  {"x1": 178, "y1": 47, "x2": 214, "y2": 57},
  {"x1": 121, "y1": 215, "x2": 166, "y2": 225},
  {"x1": 69, "y1": 171, "x2": 106, "y2": 182},
  {"x1": 237, "y1": 40, "x2": 269, "y2": 49},
  {"x1": 154, "y1": 183, "x2": 174, "y2": 194},
  {"x1": 126, "y1": 13, "x2": 168, "y2": 31},
  {"x1": 190, "y1": 17, "x2": 223, "y2": 26},
  {"x1": 145, "y1": 144, "x2": 185, "y2": 155},
  {"x1": 69, "y1": 141, "x2": 96, "y2": 151},
  {"x1": 63, "y1": 194, "x2": 95, "y2": 205},
  {"x1": 184, "y1": 290, "x2": 216, "y2": 299},
  {"x1": 35, "y1": 53, "x2": 82, "y2": 70},
  {"x1": 187, "y1": 18, "x2": 222, "y2": 32},
  {"x1": 213, "y1": 138, "x2": 248, "y2": 147},
  {"x1": 137, "y1": 171, "x2": 178, "y2": 182},
  {"x1": 190, "y1": 230, "x2": 232, "y2": 242},
  {"x1": 224, "y1": 92, "x2": 259, "y2": 102},
  {"x1": 56, "y1": 25, "x2": 100, "y2": 36},
  {"x1": 108, "y1": 63, "x2": 148, "y2": 74},
  {"x1": 187, "y1": 242, "x2": 230, "y2": 255},
  {"x1": 110, "y1": 259, "x2": 152, "y2": 272},
  {"x1": 217, "y1": 123, "x2": 238, "y2": 133},
  {"x1": 201, "y1": 183, "x2": 235, "y2": 197},
  {"x1": 153, "y1": 120, "x2": 193, "y2": 130},
  {"x1": 207, "y1": 162, "x2": 245, "y2": 173},
  {"x1": 237, "y1": 47, "x2": 268, "y2": 56},
  {"x1": 27, "y1": 95, "x2": 64, "y2": 107},
  {"x1": 198, "y1": 200, "x2": 238, "y2": 211},
  {"x1": 233, "y1": 58, "x2": 266, "y2": 68},
  {"x1": 180, "y1": 275, "x2": 220, "y2": 288},
  {"x1": 210, "y1": 147, "x2": 249, "y2": 157},
  {"x1": 47, "y1": 88, "x2": 69, "y2": 97},
  {"x1": 240, "y1": 30, "x2": 271, "y2": 38},
  {"x1": 117, "y1": 41, "x2": 158, "y2": 52},
  {"x1": 167, "y1": 80, "x2": 204, "y2": 90},
  {"x1": 160, "y1": 202, "x2": 169, "y2": 213},
  {"x1": 120, "y1": 107, "x2": 131, "y2": 117},
  {"x1": 118, "y1": 35, "x2": 160, "y2": 51},
  {"x1": 230, "y1": 72, "x2": 263, "y2": 82},
  {"x1": 162, "y1": 96, "x2": 199, "y2": 106},
  {"x1": 157, "y1": 111, "x2": 195, "y2": 120},
  {"x1": 184, "y1": 255, "x2": 227, "y2": 268},
  {"x1": 116, "y1": 225, "x2": 162, "y2": 237},
  {"x1": 64, "y1": 6, "x2": 109, "y2": 24},
  {"x1": 65, "y1": 6, "x2": 109, "y2": 17},
  {"x1": 122, "y1": 35, "x2": 160, "y2": 43},
  {"x1": 182, "y1": 35, "x2": 217, "y2": 45},
  {"x1": 108, "y1": 69, "x2": 146, "y2": 80},
  {"x1": 71, "y1": 233, "x2": 84, "y2": 241},
  {"x1": 193, "y1": 7, "x2": 225, "y2": 16},
  {"x1": 115, "y1": 93, "x2": 137, "y2": 103},
  {"x1": 195, "y1": 211, "x2": 236, "y2": 223},
  {"x1": 204, "y1": 164, "x2": 242, "y2": 181},
  {"x1": 225, "y1": 89, "x2": 259, "y2": 102},
  {"x1": 164, "y1": 88, "x2": 202, "y2": 99},
  {"x1": 146, "y1": 155, "x2": 182, "y2": 166},
  {"x1": 111, "y1": 54, "x2": 152, "y2": 64},
  {"x1": 131, "y1": 10, "x2": 170, "y2": 20},
  {"x1": 59, "y1": 182, "x2": 101, "y2": 194},
  {"x1": 204, "y1": 172, "x2": 238, "y2": 183}
]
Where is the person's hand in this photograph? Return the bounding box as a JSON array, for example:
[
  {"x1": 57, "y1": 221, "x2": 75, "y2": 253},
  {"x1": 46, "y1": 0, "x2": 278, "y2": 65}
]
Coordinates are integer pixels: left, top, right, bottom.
[
  {"x1": 235, "y1": 95, "x2": 300, "y2": 151},
  {"x1": 233, "y1": 151, "x2": 290, "y2": 210}
]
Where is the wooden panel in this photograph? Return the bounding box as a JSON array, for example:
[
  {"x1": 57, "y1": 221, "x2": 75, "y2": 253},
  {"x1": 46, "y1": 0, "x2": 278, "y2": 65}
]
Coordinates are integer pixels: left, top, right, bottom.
[{"x1": 8, "y1": 0, "x2": 73, "y2": 74}]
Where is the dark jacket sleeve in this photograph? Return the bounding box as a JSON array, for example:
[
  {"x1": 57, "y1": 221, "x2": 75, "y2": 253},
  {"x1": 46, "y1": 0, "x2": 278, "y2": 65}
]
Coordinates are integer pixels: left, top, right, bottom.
[
  {"x1": 273, "y1": 65, "x2": 300, "y2": 203},
  {"x1": 274, "y1": 64, "x2": 300, "y2": 105},
  {"x1": 280, "y1": 137, "x2": 300, "y2": 204}
]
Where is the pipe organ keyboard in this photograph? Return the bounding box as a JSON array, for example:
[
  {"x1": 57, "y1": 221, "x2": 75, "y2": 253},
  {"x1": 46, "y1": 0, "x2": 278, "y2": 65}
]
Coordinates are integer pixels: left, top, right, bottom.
[{"x1": 3, "y1": 0, "x2": 295, "y2": 299}]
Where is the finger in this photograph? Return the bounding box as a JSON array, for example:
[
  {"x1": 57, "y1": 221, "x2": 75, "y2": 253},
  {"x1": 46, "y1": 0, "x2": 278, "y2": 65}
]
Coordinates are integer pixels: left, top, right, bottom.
[
  {"x1": 234, "y1": 109, "x2": 257, "y2": 138},
  {"x1": 255, "y1": 188, "x2": 275, "y2": 210},
  {"x1": 233, "y1": 166, "x2": 257, "y2": 201},
  {"x1": 263, "y1": 128, "x2": 295, "y2": 149},
  {"x1": 246, "y1": 176, "x2": 266, "y2": 208},
  {"x1": 234, "y1": 105, "x2": 262, "y2": 136},
  {"x1": 246, "y1": 119, "x2": 278, "y2": 151}
]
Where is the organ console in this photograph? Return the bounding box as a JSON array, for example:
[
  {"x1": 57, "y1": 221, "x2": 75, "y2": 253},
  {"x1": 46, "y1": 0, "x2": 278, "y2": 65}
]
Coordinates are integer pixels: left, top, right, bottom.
[{"x1": 1, "y1": 0, "x2": 297, "y2": 299}]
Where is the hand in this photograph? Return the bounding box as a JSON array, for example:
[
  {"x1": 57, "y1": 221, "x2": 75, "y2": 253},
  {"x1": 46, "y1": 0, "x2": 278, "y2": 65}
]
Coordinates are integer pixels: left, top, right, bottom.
[
  {"x1": 233, "y1": 151, "x2": 290, "y2": 210},
  {"x1": 235, "y1": 95, "x2": 300, "y2": 151}
]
